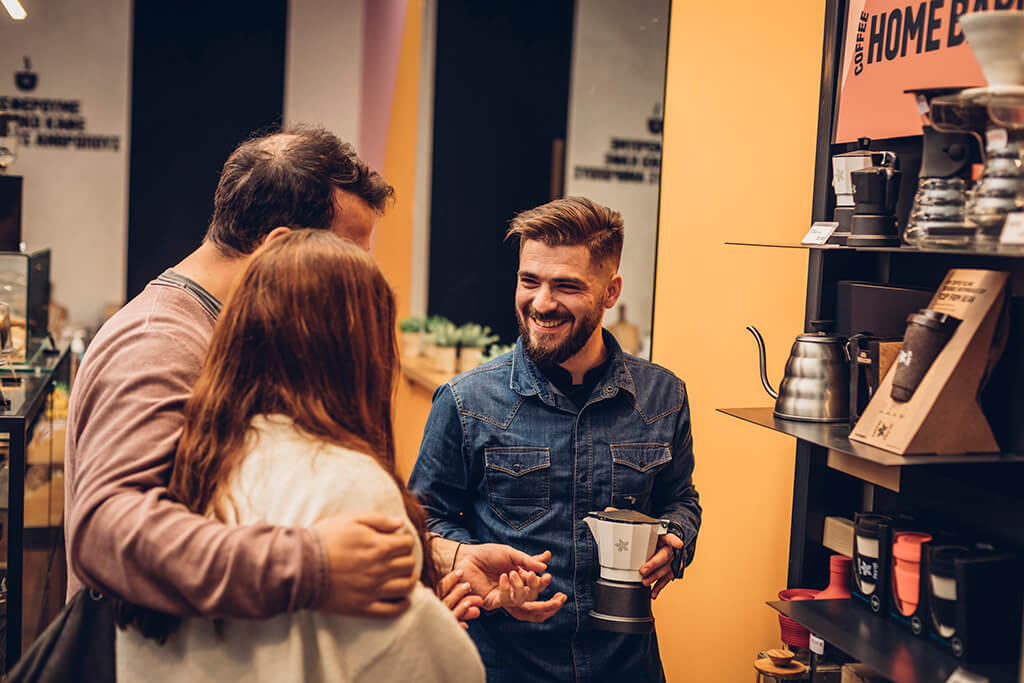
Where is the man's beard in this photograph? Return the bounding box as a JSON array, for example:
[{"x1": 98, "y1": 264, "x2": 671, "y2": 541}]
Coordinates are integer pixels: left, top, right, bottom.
[{"x1": 517, "y1": 304, "x2": 602, "y2": 367}]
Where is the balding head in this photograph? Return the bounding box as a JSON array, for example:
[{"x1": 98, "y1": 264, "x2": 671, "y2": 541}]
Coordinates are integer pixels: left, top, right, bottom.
[{"x1": 205, "y1": 126, "x2": 393, "y2": 256}]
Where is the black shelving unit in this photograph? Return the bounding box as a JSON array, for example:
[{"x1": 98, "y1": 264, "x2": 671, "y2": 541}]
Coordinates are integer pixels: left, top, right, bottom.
[
  {"x1": 768, "y1": 600, "x2": 1016, "y2": 683},
  {"x1": 717, "y1": 1, "x2": 1024, "y2": 679},
  {"x1": 717, "y1": 407, "x2": 1024, "y2": 466}
]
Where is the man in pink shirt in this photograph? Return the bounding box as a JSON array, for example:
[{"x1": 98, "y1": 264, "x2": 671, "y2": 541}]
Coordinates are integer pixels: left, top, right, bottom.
[{"x1": 66, "y1": 127, "x2": 548, "y2": 621}]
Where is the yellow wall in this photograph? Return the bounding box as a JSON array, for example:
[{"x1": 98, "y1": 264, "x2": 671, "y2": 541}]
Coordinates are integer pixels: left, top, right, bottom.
[
  {"x1": 366, "y1": 0, "x2": 437, "y2": 480},
  {"x1": 381, "y1": 1, "x2": 828, "y2": 678},
  {"x1": 650, "y1": 2, "x2": 825, "y2": 680}
]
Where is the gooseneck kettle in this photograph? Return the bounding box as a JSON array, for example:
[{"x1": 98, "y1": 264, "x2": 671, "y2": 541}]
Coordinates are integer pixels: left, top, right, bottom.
[{"x1": 747, "y1": 321, "x2": 849, "y2": 423}]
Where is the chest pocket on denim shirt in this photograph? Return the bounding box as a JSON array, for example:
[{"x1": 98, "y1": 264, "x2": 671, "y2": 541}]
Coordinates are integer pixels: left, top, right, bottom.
[
  {"x1": 610, "y1": 442, "x2": 671, "y2": 508},
  {"x1": 484, "y1": 447, "x2": 551, "y2": 530}
]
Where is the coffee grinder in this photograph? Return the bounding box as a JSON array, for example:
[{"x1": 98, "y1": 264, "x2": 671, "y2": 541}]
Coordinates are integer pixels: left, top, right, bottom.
[
  {"x1": 583, "y1": 509, "x2": 682, "y2": 633},
  {"x1": 830, "y1": 138, "x2": 896, "y2": 245},
  {"x1": 903, "y1": 87, "x2": 983, "y2": 247}
]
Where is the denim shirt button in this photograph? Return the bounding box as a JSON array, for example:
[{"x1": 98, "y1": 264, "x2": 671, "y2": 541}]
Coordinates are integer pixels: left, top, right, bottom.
[
  {"x1": 512, "y1": 463, "x2": 521, "y2": 472},
  {"x1": 604, "y1": 386, "x2": 614, "y2": 395}
]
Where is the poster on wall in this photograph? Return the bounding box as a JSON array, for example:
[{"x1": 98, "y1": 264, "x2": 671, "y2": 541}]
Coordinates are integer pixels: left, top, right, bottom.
[
  {"x1": 564, "y1": 0, "x2": 669, "y2": 359},
  {"x1": 0, "y1": 0, "x2": 131, "y2": 328},
  {"x1": 834, "y1": 1, "x2": 994, "y2": 143}
]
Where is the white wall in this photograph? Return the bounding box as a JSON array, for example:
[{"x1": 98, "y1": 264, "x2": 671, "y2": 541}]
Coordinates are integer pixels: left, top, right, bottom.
[
  {"x1": 564, "y1": 0, "x2": 669, "y2": 357},
  {"x1": 0, "y1": 0, "x2": 131, "y2": 328},
  {"x1": 284, "y1": 0, "x2": 363, "y2": 145}
]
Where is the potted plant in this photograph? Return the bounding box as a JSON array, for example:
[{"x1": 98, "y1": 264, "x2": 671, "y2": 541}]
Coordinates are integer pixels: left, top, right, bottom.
[
  {"x1": 457, "y1": 323, "x2": 499, "y2": 370},
  {"x1": 398, "y1": 316, "x2": 426, "y2": 357},
  {"x1": 432, "y1": 322, "x2": 460, "y2": 375},
  {"x1": 423, "y1": 315, "x2": 451, "y2": 360},
  {"x1": 480, "y1": 343, "x2": 514, "y2": 363}
]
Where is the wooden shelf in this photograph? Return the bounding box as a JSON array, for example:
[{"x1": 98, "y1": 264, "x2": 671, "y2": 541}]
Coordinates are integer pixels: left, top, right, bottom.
[
  {"x1": 400, "y1": 354, "x2": 456, "y2": 392},
  {"x1": 717, "y1": 407, "x2": 1024, "y2": 466},
  {"x1": 768, "y1": 599, "x2": 1017, "y2": 683}
]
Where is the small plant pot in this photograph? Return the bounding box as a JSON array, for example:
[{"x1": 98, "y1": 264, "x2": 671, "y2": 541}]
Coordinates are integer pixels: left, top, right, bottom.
[
  {"x1": 460, "y1": 346, "x2": 483, "y2": 370},
  {"x1": 401, "y1": 332, "x2": 422, "y2": 358},
  {"x1": 422, "y1": 334, "x2": 437, "y2": 360},
  {"x1": 434, "y1": 346, "x2": 458, "y2": 375}
]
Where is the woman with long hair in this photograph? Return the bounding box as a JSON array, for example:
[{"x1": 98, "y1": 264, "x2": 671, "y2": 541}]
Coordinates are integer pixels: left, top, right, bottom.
[{"x1": 115, "y1": 230, "x2": 485, "y2": 682}]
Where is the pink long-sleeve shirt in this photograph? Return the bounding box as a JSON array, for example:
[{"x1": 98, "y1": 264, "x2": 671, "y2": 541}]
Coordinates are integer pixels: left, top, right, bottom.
[{"x1": 64, "y1": 274, "x2": 327, "y2": 617}]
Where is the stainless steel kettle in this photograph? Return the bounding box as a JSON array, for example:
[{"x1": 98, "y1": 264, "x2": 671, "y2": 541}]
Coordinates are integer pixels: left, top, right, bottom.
[{"x1": 747, "y1": 321, "x2": 849, "y2": 423}]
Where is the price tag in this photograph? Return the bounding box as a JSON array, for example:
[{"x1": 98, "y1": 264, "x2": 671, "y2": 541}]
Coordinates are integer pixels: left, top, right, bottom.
[
  {"x1": 802, "y1": 221, "x2": 838, "y2": 245},
  {"x1": 946, "y1": 667, "x2": 988, "y2": 683},
  {"x1": 916, "y1": 94, "x2": 930, "y2": 115},
  {"x1": 999, "y1": 212, "x2": 1024, "y2": 245},
  {"x1": 985, "y1": 127, "x2": 1008, "y2": 151},
  {"x1": 809, "y1": 633, "x2": 825, "y2": 656}
]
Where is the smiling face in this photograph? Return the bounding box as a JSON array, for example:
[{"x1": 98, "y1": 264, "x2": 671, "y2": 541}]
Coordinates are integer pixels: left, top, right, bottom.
[{"x1": 515, "y1": 240, "x2": 621, "y2": 367}]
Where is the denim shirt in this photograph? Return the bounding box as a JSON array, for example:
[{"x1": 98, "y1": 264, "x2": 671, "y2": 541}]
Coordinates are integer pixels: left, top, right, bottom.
[{"x1": 408, "y1": 332, "x2": 702, "y2": 683}]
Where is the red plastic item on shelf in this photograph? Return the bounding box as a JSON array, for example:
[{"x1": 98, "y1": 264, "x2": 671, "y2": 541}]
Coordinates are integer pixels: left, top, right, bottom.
[
  {"x1": 777, "y1": 589, "x2": 819, "y2": 648},
  {"x1": 815, "y1": 554, "x2": 853, "y2": 600},
  {"x1": 892, "y1": 532, "x2": 933, "y2": 616}
]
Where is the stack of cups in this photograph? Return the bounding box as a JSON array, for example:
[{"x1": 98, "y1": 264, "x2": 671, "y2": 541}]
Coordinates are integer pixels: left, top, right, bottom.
[
  {"x1": 777, "y1": 589, "x2": 818, "y2": 648},
  {"x1": 905, "y1": 177, "x2": 969, "y2": 247},
  {"x1": 967, "y1": 142, "x2": 1024, "y2": 248}
]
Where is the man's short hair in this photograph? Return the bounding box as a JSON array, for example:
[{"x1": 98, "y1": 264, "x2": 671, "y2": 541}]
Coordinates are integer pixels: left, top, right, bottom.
[
  {"x1": 505, "y1": 196, "x2": 624, "y2": 270},
  {"x1": 205, "y1": 126, "x2": 394, "y2": 255}
]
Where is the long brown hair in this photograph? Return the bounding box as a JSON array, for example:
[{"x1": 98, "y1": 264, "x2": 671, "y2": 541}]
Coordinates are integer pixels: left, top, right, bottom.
[{"x1": 116, "y1": 229, "x2": 435, "y2": 640}]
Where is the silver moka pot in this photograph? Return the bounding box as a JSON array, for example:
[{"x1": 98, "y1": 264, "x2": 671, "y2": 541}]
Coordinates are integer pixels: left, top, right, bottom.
[{"x1": 584, "y1": 509, "x2": 674, "y2": 634}]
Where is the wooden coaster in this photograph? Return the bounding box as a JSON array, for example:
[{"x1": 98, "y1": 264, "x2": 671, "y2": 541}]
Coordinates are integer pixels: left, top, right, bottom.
[{"x1": 754, "y1": 656, "x2": 808, "y2": 679}]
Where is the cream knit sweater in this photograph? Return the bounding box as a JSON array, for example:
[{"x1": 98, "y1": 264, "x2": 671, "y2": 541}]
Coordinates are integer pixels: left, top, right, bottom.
[{"x1": 116, "y1": 414, "x2": 485, "y2": 683}]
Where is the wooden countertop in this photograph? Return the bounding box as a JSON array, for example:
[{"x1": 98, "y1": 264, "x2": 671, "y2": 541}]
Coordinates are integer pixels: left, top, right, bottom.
[{"x1": 400, "y1": 353, "x2": 455, "y2": 392}]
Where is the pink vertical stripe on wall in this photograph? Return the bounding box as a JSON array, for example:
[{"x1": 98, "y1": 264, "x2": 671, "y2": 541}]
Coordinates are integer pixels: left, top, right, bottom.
[{"x1": 359, "y1": 0, "x2": 409, "y2": 172}]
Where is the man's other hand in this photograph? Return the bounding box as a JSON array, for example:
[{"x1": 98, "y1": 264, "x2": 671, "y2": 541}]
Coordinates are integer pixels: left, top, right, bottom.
[
  {"x1": 639, "y1": 532, "x2": 684, "y2": 599},
  {"x1": 457, "y1": 544, "x2": 550, "y2": 610},
  {"x1": 498, "y1": 567, "x2": 566, "y2": 623},
  {"x1": 313, "y1": 514, "x2": 418, "y2": 617}
]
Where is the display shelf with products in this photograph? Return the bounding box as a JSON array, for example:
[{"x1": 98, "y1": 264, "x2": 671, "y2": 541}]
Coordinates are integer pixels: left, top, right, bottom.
[
  {"x1": 768, "y1": 599, "x2": 1016, "y2": 683},
  {"x1": 717, "y1": 407, "x2": 1024, "y2": 465},
  {"x1": 747, "y1": 1, "x2": 1024, "y2": 678}
]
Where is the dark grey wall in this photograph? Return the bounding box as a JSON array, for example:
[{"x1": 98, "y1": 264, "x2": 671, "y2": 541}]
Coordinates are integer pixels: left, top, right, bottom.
[{"x1": 126, "y1": 0, "x2": 287, "y2": 298}]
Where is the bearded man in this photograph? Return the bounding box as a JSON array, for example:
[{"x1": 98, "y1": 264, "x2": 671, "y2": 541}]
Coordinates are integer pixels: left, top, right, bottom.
[{"x1": 408, "y1": 196, "x2": 702, "y2": 683}]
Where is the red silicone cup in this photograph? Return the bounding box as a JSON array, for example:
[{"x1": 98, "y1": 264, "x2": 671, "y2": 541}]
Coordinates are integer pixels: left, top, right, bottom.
[
  {"x1": 892, "y1": 532, "x2": 932, "y2": 616},
  {"x1": 777, "y1": 589, "x2": 819, "y2": 648}
]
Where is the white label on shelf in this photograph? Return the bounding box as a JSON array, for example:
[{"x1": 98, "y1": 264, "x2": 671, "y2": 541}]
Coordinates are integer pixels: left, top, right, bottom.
[
  {"x1": 802, "y1": 221, "x2": 838, "y2": 245},
  {"x1": 999, "y1": 212, "x2": 1024, "y2": 245},
  {"x1": 946, "y1": 667, "x2": 988, "y2": 683},
  {"x1": 809, "y1": 633, "x2": 825, "y2": 656},
  {"x1": 986, "y1": 127, "x2": 1008, "y2": 151},
  {"x1": 916, "y1": 94, "x2": 929, "y2": 115}
]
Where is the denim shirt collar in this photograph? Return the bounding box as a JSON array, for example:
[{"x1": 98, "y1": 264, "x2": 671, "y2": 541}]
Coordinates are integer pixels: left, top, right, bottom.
[{"x1": 509, "y1": 329, "x2": 636, "y2": 407}]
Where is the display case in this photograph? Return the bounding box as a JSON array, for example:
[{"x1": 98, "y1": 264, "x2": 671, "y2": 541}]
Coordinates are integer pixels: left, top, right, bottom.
[
  {"x1": 0, "y1": 249, "x2": 50, "y2": 365},
  {"x1": 0, "y1": 347, "x2": 69, "y2": 673}
]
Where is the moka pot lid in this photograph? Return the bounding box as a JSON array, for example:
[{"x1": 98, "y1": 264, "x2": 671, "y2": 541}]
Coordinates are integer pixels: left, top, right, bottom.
[{"x1": 587, "y1": 509, "x2": 662, "y2": 525}]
